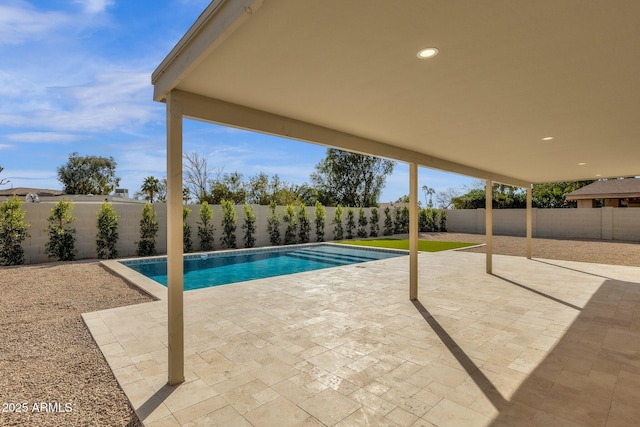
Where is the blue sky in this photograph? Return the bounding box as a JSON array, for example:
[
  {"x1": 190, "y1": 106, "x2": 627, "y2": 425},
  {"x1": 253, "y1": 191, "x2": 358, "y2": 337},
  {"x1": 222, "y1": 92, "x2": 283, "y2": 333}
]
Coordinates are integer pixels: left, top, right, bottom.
[{"x1": 0, "y1": 0, "x2": 476, "y2": 203}]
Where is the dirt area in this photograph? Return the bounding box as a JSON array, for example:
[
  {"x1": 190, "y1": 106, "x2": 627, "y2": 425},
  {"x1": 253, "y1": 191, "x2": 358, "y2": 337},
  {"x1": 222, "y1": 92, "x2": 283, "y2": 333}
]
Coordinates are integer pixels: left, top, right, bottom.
[
  {"x1": 0, "y1": 261, "x2": 152, "y2": 427},
  {"x1": 0, "y1": 233, "x2": 638, "y2": 426}
]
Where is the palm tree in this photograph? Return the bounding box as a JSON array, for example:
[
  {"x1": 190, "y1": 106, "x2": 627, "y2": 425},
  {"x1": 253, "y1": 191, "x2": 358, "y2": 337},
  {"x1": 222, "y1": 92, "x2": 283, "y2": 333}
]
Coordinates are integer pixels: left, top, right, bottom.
[
  {"x1": 422, "y1": 185, "x2": 435, "y2": 208},
  {"x1": 140, "y1": 176, "x2": 161, "y2": 203}
]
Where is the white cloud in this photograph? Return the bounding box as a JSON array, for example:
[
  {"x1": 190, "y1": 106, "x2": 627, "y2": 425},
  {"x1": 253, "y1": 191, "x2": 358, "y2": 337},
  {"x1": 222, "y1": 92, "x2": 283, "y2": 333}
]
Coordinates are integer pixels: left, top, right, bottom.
[
  {"x1": 0, "y1": 144, "x2": 15, "y2": 151},
  {"x1": 74, "y1": 0, "x2": 114, "y2": 14},
  {"x1": 0, "y1": 1, "x2": 69, "y2": 45},
  {"x1": 0, "y1": 167, "x2": 58, "y2": 182},
  {"x1": 118, "y1": 143, "x2": 167, "y2": 174},
  {"x1": 5, "y1": 132, "x2": 83, "y2": 144},
  {"x1": 0, "y1": 71, "x2": 160, "y2": 132}
]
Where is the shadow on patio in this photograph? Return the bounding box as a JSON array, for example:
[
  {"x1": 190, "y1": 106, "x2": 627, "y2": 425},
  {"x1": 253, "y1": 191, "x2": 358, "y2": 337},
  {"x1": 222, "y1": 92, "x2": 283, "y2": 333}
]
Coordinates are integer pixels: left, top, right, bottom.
[{"x1": 415, "y1": 274, "x2": 640, "y2": 426}]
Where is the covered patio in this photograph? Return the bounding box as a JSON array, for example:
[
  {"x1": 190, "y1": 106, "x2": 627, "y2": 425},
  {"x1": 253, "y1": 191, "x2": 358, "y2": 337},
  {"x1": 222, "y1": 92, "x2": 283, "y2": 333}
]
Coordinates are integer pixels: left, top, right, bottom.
[
  {"x1": 90, "y1": 0, "x2": 640, "y2": 425},
  {"x1": 85, "y1": 249, "x2": 640, "y2": 426}
]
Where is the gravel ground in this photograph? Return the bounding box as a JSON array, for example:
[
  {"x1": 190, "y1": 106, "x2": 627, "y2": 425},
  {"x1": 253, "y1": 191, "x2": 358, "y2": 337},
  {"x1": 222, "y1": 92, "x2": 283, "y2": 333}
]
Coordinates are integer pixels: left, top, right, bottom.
[
  {"x1": 421, "y1": 232, "x2": 640, "y2": 267},
  {"x1": 0, "y1": 261, "x2": 153, "y2": 427},
  {"x1": 1, "y1": 234, "x2": 638, "y2": 427}
]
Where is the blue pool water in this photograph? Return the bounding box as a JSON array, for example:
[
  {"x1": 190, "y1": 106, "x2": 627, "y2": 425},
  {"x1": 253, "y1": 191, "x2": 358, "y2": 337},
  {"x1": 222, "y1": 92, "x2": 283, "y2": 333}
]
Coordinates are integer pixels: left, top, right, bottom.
[{"x1": 121, "y1": 244, "x2": 406, "y2": 291}]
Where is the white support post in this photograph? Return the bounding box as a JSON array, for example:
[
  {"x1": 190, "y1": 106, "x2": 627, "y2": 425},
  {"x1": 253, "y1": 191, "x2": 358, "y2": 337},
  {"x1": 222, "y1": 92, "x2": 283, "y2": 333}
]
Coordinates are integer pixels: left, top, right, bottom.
[
  {"x1": 409, "y1": 163, "x2": 418, "y2": 300},
  {"x1": 166, "y1": 91, "x2": 185, "y2": 386},
  {"x1": 526, "y1": 185, "x2": 532, "y2": 259},
  {"x1": 486, "y1": 180, "x2": 493, "y2": 274}
]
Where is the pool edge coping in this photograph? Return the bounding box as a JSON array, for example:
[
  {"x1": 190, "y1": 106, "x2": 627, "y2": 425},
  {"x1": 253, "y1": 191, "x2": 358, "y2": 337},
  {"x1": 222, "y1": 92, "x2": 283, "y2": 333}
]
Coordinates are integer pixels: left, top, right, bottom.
[{"x1": 102, "y1": 242, "x2": 409, "y2": 300}]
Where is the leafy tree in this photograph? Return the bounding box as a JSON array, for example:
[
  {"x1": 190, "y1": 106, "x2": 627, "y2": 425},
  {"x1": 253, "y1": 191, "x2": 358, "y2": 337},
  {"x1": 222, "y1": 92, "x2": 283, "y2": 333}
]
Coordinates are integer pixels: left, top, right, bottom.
[
  {"x1": 57, "y1": 152, "x2": 120, "y2": 195},
  {"x1": 345, "y1": 208, "x2": 356, "y2": 239},
  {"x1": 311, "y1": 148, "x2": 395, "y2": 207},
  {"x1": 209, "y1": 172, "x2": 247, "y2": 204},
  {"x1": 197, "y1": 201, "x2": 215, "y2": 251},
  {"x1": 450, "y1": 180, "x2": 595, "y2": 209},
  {"x1": 139, "y1": 176, "x2": 162, "y2": 203},
  {"x1": 183, "y1": 207, "x2": 193, "y2": 253},
  {"x1": 267, "y1": 201, "x2": 281, "y2": 246},
  {"x1": 357, "y1": 207, "x2": 368, "y2": 238},
  {"x1": 395, "y1": 195, "x2": 410, "y2": 203},
  {"x1": 314, "y1": 201, "x2": 326, "y2": 242},
  {"x1": 532, "y1": 181, "x2": 594, "y2": 208},
  {"x1": 220, "y1": 200, "x2": 237, "y2": 249},
  {"x1": 438, "y1": 209, "x2": 447, "y2": 232},
  {"x1": 418, "y1": 209, "x2": 429, "y2": 233},
  {"x1": 242, "y1": 204, "x2": 257, "y2": 248},
  {"x1": 96, "y1": 202, "x2": 119, "y2": 259},
  {"x1": 393, "y1": 207, "x2": 409, "y2": 234},
  {"x1": 430, "y1": 208, "x2": 439, "y2": 231},
  {"x1": 369, "y1": 207, "x2": 379, "y2": 237},
  {"x1": 333, "y1": 205, "x2": 344, "y2": 240},
  {"x1": 0, "y1": 196, "x2": 29, "y2": 265},
  {"x1": 451, "y1": 187, "x2": 487, "y2": 209},
  {"x1": 247, "y1": 172, "x2": 271, "y2": 205},
  {"x1": 46, "y1": 200, "x2": 76, "y2": 261},
  {"x1": 297, "y1": 205, "x2": 311, "y2": 243},
  {"x1": 283, "y1": 204, "x2": 298, "y2": 245},
  {"x1": 383, "y1": 207, "x2": 393, "y2": 236},
  {"x1": 247, "y1": 172, "x2": 299, "y2": 205},
  {"x1": 295, "y1": 184, "x2": 319, "y2": 206},
  {"x1": 418, "y1": 208, "x2": 445, "y2": 232},
  {"x1": 402, "y1": 207, "x2": 410, "y2": 233},
  {"x1": 0, "y1": 165, "x2": 10, "y2": 186},
  {"x1": 137, "y1": 203, "x2": 158, "y2": 256}
]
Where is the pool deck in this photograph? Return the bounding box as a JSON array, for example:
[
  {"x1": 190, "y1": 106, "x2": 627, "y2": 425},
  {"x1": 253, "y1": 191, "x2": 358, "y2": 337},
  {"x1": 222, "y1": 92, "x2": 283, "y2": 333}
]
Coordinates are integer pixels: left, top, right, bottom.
[{"x1": 83, "y1": 250, "x2": 640, "y2": 426}]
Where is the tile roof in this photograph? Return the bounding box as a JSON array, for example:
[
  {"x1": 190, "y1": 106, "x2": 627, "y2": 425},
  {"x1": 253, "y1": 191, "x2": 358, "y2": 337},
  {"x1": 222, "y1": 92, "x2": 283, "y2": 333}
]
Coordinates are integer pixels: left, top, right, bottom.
[{"x1": 565, "y1": 179, "x2": 640, "y2": 199}]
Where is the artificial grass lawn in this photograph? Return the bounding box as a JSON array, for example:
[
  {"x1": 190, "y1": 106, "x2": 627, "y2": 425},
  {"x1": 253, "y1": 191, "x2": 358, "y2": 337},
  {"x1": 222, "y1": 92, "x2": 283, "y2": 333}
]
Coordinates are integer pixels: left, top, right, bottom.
[{"x1": 337, "y1": 238, "x2": 477, "y2": 252}]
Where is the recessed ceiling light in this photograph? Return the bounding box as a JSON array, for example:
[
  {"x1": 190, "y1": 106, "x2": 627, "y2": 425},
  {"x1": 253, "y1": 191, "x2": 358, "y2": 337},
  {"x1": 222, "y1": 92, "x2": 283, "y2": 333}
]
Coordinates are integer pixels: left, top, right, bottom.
[
  {"x1": 578, "y1": 162, "x2": 586, "y2": 166},
  {"x1": 541, "y1": 136, "x2": 554, "y2": 141},
  {"x1": 417, "y1": 48, "x2": 439, "y2": 59},
  {"x1": 595, "y1": 174, "x2": 602, "y2": 177}
]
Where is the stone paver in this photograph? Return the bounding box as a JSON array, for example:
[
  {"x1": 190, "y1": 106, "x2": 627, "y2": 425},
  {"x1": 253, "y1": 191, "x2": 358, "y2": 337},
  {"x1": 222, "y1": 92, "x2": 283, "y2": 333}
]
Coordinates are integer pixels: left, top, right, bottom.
[{"x1": 84, "y1": 250, "x2": 640, "y2": 426}]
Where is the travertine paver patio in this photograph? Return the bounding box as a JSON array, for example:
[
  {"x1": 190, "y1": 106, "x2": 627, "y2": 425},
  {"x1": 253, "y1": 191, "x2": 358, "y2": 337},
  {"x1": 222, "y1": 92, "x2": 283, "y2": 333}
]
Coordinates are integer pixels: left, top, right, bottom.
[{"x1": 84, "y1": 250, "x2": 640, "y2": 426}]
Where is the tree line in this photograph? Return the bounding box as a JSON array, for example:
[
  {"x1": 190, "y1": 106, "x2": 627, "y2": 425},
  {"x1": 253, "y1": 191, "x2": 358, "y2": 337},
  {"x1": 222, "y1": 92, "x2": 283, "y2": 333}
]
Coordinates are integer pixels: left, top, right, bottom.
[
  {"x1": 47, "y1": 152, "x2": 626, "y2": 210},
  {"x1": 449, "y1": 181, "x2": 598, "y2": 209},
  {"x1": 54, "y1": 149, "x2": 396, "y2": 208}
]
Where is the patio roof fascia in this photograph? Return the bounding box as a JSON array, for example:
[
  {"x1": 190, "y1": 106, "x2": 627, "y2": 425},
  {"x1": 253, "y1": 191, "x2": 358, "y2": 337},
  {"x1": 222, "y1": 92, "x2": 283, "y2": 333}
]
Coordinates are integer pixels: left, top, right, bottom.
[
  {"x1": 152, "y1": 0, "x2": 264, "y2": 103},
  {"x1": 166, "y1": 89, "x2": 531, "y2": 189}
]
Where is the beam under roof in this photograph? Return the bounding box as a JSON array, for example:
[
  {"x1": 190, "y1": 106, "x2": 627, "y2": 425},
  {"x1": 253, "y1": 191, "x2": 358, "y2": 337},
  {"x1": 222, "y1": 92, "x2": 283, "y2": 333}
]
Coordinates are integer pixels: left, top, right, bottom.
[{"x1": 171, "y1": 89, "x2": 530, "y2": 188}]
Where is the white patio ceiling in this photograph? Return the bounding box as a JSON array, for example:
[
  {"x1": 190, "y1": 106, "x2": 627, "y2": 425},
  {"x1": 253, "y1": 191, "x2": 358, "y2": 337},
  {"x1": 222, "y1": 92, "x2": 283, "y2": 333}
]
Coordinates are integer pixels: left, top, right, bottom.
[{"x1": 153, "y1": 0, "x2": 640, "y2": 186}]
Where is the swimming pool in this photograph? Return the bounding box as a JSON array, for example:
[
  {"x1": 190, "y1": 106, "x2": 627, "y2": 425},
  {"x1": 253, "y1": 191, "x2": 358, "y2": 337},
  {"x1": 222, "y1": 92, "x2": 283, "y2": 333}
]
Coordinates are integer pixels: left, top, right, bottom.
[{"x1": 120, "y1": 243, "x2": 406, "y2": 291}]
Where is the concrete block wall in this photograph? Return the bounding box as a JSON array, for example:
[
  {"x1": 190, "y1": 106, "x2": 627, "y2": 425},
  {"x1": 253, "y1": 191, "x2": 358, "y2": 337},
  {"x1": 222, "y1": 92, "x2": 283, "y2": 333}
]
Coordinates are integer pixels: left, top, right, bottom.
[
  {"x1": 18, "y1": 203, "x2": 387, "y2": 264},
  {"x1": 535, "y1": 209, "x2": 603, "y2": 239},
  {"x1": 18, "y1": 203, "x2": 639, "y2": 264},
  {"x1": 447, "y1": 207, "x2": 640, "y2": 242},
  {"x1": 613, "y1": 209, "x2": 640, "y2": 241}
]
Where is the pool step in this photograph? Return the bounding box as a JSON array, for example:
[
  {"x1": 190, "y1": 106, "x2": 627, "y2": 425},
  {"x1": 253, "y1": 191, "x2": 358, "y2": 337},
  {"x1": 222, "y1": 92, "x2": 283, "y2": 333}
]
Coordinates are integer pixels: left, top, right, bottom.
[
  {"x1": 285, "y1": 252, "x2": 353, "y2": 266},
  {"x1": 292, "y1": 248, "x2": 380, "y2": 263}
]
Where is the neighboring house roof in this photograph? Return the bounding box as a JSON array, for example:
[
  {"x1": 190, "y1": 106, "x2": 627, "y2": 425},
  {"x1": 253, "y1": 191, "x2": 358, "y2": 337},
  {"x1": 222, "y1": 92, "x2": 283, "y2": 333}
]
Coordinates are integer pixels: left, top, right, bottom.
[
  {"x1": 565, "y1": 179, "x2": 640, "y2": 200},
  {"x1": 0, "y1": 188, "x2": 145, "y2": 204},
  {"x1": 0, "y1": 187, "x2": 64, "y2": 197}
]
